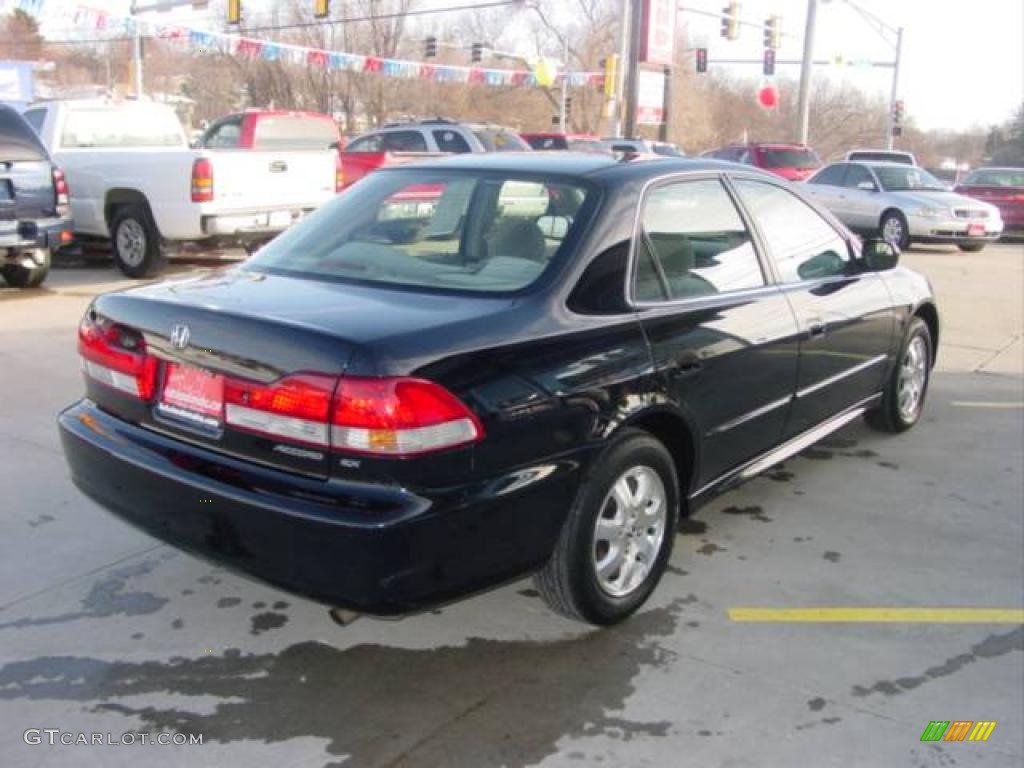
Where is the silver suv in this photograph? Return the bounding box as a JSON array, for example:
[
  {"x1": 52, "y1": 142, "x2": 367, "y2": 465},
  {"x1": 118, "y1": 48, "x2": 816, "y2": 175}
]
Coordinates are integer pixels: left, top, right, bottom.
[{"x1": 345, "y1": 119, "x2": 531, "y2": 154}]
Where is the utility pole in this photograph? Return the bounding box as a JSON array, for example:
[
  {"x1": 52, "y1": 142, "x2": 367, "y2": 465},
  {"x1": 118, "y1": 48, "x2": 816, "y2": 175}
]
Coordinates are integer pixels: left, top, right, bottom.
[
  {"x1": 609, "y1": 0, "x2": 632, "y2": 136},
  {"x1": 795, "y1": 0, "x2": 818, "y2": 145},
  {"x1": 559, "y1": 34, "x2": 569, "y2": 132},
  {"x1": 886, "y1": 26, "x2": 903, "y2": 149},
  {"x1": 622, "y1": 0, "x2": 644, "y2": 138},
  {"x1": 659, "y1": 66, "x2": 671, "y2": 141},
  {"x1": 131, "y1": 1, "x2": 143, "y2": 99}
]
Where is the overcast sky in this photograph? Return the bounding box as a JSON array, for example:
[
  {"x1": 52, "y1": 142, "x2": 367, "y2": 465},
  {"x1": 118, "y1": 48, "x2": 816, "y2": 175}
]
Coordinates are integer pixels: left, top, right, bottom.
[{"x1": 35, "y1": 0, "x2": 1024, "y2": 132}]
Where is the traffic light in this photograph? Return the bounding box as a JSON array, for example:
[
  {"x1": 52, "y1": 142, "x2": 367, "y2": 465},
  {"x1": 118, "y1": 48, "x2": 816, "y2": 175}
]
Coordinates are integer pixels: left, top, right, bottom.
[
  {"x1": 695, "y1": 47, "x2": 708, "y2": 74},
  {"x1": 721, "y1": 2, "x2": 739, "y2": 41},
  {"x1": 892, "y1": 99, "x2": 905, "y2": 135},
  {"x1": 424, "y1": 36, "x2": 437, "y2": 58},
  {"x1": 227, "y1": 0, "x2": 240, "y2": 24},
  {"x1": 602, "y1": 54, "x2": 618, "y2": 98},
  {"x1": 764, "y1": 15, "x2": 781, "y2": 50},
  {"x1": 762, "y1": 48, "x2": 775, "y2": 76},
  {"x1": 470, "y1": 43, "x2": 484, "y2": 64},
  {"x1": 313, "y1": 0, "x2": 329, "y2": 18},
  {"x1": 892, "y1": 99, "x2": 905, "y2": 123},
  {"x1": 565, "y1": 95, "x2": 573, "y2": 117}
]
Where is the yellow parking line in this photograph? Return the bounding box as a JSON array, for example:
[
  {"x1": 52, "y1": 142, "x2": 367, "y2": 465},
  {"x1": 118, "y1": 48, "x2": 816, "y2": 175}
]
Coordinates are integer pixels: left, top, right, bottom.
[
  {"x1": 728, "y1": 608, "x2": 1024, "y2": 623},
  {"x1": 950, "y1": 401, "x2": 1024, "y2": 409}
]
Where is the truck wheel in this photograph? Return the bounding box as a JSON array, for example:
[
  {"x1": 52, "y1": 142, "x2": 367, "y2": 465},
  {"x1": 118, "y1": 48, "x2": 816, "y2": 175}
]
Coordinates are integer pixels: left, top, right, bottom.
[
  {"x1": 957, "y1": 243, "x2": 986, "y2": 253},
  {"x1": 1, "y1": 248, "x2": 51, "y2": 289},
  {"x1": 534, "y1": 428, "x2": 679, "y2": 625},
  {"x1": 867, "y1": 317, "x2": 932, "y2": 433},
  {"x1": 110, "y1": 204, "x2": 166, "y2": 278}
]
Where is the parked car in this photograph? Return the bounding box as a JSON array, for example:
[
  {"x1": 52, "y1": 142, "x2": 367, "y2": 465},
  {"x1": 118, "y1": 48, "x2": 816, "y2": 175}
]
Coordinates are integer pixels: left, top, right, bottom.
[
  {"x1": 59, "y1": 154, "x2": 938, "y2": 625},
  {"x1": 0, "y1": 104, "x2": 72, "y2": 288},
  {"x1": 520, "y1": 132, "x2": 606, "y2": 152},
  {"x1": 845, "y1": 149, "x2": 916, "y2": 166},
  {"x1": 338, "y1": 119, "x2": 529, "y2": 188},
  {"x1": 22, "y1": 99, "x2": 340, "y2": 277},
  {"x1": 193, "y1": 109, "x2": 342, "y2": 152},
  {"x1": 602, "y1": 137, "x2": 685, "y2": 157},
  {"x1": 954, "y1": 166, "x2": 1024, "y2": 236},
  {"x1": 705, "y1": 142, "x2": 821, "y2": 181},
  {"x1": 805, "y1": 160, "x2": 1004, "y2": 251}
]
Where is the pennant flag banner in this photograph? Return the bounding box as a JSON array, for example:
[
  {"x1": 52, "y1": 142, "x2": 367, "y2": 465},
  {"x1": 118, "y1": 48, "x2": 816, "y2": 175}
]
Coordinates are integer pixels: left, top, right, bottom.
[{"x1": 4, "y1": 0, "x2": 604, "y2": 91}]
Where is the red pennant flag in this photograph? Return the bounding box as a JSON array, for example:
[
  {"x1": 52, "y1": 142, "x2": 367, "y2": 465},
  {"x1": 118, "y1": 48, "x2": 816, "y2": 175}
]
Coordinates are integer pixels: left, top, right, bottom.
[
  {"x1": 419, "y1": 63, "x2": 435, "y2": 80},
  {"x1": 307, "y1": 50, "x2": 329, "y2": 68},
  {"x1": 236, "y1": 39, "x2": 263, "y2": 57},
  {"x1": 364, "y1": 56, "x2": 382, "y2": 73}
]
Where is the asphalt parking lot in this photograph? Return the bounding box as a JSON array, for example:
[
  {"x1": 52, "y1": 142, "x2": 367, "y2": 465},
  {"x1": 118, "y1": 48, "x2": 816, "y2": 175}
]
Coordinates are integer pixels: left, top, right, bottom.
[{"x1": 0, "y1": 243, "x2": 1021, "y2": 767}]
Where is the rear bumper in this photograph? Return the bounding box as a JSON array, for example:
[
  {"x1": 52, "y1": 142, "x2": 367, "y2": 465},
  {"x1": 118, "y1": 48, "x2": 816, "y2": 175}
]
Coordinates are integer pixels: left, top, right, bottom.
[
  {"x1": 200, "y1": 207, "x2": 317, "y2": 238},
  {"x1": 58, "y1": 400, "x2": 580, "y2": 614},
  {"x1": 0, "y1": 215, "x2": 73, "y2": 253}
]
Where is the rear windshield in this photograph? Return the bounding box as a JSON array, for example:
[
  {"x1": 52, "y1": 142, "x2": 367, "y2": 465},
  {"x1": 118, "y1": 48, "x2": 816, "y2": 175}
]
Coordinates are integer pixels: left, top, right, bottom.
[
  {"x1": 245, "y1": 170, "x2": 594, "y2": 294},
  {"x1": 472, "y1": 129, "x2": 531, "y2": 152},
  {"x1": 60, "y1": 106, "x2": 185, "y2": 148},
  {"x1": 252, "y1": 115, "x2": 339, "y2": 150},
  {"x1": 760, "y1": 148, "x2": 820, "y2": 169},
  {"x1": 962, "y1": 168, "x2": 1024, "y2": 187},
  {"x1": 525, "y1": 135, "x2": 569, "y2": 150},
  {"x1": 0, "y1": 106, "x2": 48, "y2": 161},
  {"x1": 848, "y1": 151, "x2": 913, "y2": 165}
]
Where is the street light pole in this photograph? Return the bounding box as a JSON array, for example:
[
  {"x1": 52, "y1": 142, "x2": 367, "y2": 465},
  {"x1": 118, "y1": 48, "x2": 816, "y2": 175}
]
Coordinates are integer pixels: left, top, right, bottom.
[
  {"x1": 795, "y1": 0, "x2": 818, "y2": 145},
  {"x1": 131, "y1": 2, "x2": 143, "y2": 98},
  {"x1": 886, "y1": 26, "x2": 903, "y2": 149}
]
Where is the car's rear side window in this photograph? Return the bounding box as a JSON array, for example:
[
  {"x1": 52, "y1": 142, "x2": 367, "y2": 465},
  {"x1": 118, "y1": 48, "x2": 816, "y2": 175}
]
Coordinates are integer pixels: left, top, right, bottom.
[
  {"x1": 247, "y1": 170, "x2": 594, "y2": 294},
  {"x1": 733, "y1": 179, "x2": 850, "y2": 283},
  {"x1": 635, "y1": 178, "x2": 764, "y2": 302},
  {"x1": 381, "y1": 130, "x2": 428, "y2": 152}
]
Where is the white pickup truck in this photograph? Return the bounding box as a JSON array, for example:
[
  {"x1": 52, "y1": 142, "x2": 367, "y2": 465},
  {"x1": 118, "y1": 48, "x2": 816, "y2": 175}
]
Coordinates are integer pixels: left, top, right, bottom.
[{"x1": 21, "y1": 100, "x2": 340, "y2": 276}]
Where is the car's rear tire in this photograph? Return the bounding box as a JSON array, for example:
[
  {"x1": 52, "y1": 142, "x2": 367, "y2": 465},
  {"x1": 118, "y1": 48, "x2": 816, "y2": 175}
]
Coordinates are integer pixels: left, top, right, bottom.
[
  {"x1": 880, "y1": 210, "x2": 911, "y2": 251},
  {"x1": 110, "y1": 204, "x2": 166, "y2": 278},
  {"x1": 1, "y1": 248, "x2": 51, "y2": 288},
  {"x1": 867, "y1": 317, "x2": 932, "y2": 433},
  {"x1": 534, "y1": 428, "x2": 679, "y2": 625},
  {"x1": 957, "y1": 243, "x2": 986, "y2": 252}
]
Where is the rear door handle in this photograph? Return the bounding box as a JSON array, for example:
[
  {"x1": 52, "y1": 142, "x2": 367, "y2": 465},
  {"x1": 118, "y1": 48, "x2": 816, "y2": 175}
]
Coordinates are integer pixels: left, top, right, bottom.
[
  {"x1": 670, "y1": 351, "x2": 703, "y2": 375},
  {"x1": 806, "y1": 319, "x2": 827, "y2": 339}
]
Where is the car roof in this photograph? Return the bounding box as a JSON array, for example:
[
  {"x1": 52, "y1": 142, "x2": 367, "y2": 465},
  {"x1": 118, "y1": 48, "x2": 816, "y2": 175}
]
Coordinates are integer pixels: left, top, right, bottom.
[{"x1": 377, "y1": 151, "x2": 753, "y2": 181}]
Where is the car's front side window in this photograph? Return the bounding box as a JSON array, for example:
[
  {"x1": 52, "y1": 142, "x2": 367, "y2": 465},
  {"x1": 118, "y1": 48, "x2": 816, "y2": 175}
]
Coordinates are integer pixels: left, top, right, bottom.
[
  {"x1": 733, "y1": 179, "x2": 851, "y2": 283},
  {"x1": 843, "y1": 165, "x2": 876, "y2": 189},
  {"x1": 634, "y1": 178, "x2": 765, "y2": 303}
]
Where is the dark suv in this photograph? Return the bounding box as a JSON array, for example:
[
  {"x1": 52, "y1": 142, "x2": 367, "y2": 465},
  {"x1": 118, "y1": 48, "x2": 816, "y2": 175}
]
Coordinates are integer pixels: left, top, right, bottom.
[{"x1": 1, "y1": 104, "x2": 72, "y2": 288}]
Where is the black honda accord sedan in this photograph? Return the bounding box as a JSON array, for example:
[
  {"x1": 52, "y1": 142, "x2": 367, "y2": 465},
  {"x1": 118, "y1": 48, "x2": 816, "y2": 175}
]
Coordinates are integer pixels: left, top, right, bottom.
[{"x1": 59, "y1": 153, "x2": 938, "y2": 625}]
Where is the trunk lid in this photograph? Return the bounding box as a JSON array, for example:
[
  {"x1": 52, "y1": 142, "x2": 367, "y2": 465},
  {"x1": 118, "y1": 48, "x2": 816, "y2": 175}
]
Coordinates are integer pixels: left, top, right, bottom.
[{"x1": 83, "y1": 268, "x2": 512, "y2": 477}]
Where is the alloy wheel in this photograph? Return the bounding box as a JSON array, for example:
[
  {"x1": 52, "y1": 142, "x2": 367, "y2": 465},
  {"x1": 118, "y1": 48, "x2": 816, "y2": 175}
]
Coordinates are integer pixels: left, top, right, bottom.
[{"x1": 592, "y1": 466, "x2": 667, "y2": 598}]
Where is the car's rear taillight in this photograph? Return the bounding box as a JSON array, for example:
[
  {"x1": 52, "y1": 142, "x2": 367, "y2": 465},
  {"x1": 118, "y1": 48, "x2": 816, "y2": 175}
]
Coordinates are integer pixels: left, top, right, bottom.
[
  {"x1": 335, "y1": 152, "x2": 344, "y2": 192},
  {"x1": 331, "y1": 377, "x2": 483, "y2": 456},
  {"x1": 191, "y1": 158, "x2": 214, "y2": 202},
  {"x1": 53, "y1": 167, "x2": 70, "y2": 214},
  {"x1": 78, "y1": 315, "x2": 157, "y2": 400},
  {"x1": 225, "y1": 374, "x2": 336, "y2": 447}
]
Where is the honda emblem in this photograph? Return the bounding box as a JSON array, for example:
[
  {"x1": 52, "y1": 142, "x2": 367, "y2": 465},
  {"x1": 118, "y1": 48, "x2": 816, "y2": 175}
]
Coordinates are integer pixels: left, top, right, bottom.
[{"x1": 169, "y1": 324, "x2": 191, "y2": 350}]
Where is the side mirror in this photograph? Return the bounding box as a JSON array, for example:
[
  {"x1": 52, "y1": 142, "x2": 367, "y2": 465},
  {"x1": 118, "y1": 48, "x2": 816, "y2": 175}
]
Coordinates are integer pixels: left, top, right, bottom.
[
  {"x1": 862, "y1": 239, "x2": 899, "y2": 271},
  {"x1": 857, "y1": 180, "x2": 877, "y2": 192}
]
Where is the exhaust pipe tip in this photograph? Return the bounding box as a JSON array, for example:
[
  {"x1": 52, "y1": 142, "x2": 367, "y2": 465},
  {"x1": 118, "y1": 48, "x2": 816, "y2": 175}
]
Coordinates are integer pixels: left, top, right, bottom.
[{"x1": 328, "y1": 607, "x2": 362, "y2": 627}]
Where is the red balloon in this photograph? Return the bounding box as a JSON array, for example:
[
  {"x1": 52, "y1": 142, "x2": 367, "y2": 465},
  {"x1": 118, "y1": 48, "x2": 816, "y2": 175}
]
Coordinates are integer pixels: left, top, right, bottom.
[{"x1": 758, "y1": 85, "x2": 778, "y2": 109}]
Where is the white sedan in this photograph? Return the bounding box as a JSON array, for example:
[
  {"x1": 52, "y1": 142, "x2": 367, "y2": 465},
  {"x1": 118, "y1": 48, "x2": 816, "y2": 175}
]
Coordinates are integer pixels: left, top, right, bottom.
[{"x1": 805, "y1": 161, "x2": 1003, "y2": 252}]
